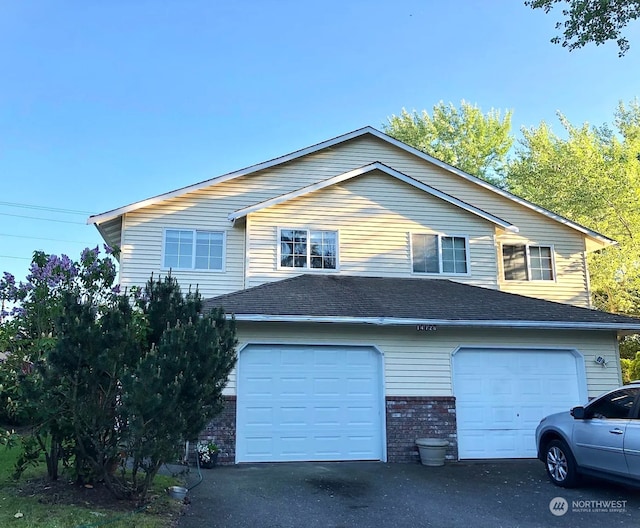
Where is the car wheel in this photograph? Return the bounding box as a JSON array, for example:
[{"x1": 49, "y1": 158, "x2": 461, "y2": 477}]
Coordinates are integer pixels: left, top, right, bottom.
[{"x1": 544, "y1": 439, "x2": 579, "y2": 488}]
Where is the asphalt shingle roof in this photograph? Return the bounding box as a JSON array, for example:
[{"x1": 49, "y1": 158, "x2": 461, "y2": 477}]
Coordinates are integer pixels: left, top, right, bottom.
[{"x1": 203, "y1": 274, "x2": 640, "y2": 329}]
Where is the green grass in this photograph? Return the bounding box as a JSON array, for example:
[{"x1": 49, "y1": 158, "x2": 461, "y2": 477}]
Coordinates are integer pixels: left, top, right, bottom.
[{"x1": 0, "y1": 444, "x2": 184, "y2": 528}]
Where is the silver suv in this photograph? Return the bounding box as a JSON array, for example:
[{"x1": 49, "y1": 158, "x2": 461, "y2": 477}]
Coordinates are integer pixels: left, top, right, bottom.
[{"x1": 535, "y1": 382, "x2": 640, "y2": 487}]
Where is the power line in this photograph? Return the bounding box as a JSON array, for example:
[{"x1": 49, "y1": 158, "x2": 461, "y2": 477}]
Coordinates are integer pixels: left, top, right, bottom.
[
  {"x1": 0, "y1": 212, "x2": 85, "y2": 225},
  {"x1": 0, "y1": 255, "x2": 31, "y2": 260},
  {"x1": 0, "y1": 232, "x2": 88, "y2": 244},
  {"x1": 0, "y1": 201, "x2": 94, "y2": 215}
]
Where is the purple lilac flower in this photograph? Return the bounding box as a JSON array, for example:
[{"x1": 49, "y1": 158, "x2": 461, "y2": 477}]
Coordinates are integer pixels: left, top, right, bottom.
[
  {"x1": 0, "y1": 272, "x2": 18, "y2": 299},
  {"x1": 10, "y1": 306, "x2": 25, "y2": 317}
]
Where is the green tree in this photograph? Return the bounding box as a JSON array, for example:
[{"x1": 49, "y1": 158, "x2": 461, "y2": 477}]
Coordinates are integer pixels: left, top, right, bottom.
[
  {"x1": 384, "y1": 101, "x2": 513, "y2": 186},
  {"x1": 116, "y1": 274, "x2": 236, "y2": 499},
  {"x1": 507, "y1": 101, "x2": 640, "y2": 318},
  {"x1": 621, "y1": 351, "x2": 640, "y2": 383},
  {"x1": 0, "y1": 250, "x2": 237, "y2": 500},
  {"x1": 526, "y1": 0, "x2": 640, "y2": 56}
]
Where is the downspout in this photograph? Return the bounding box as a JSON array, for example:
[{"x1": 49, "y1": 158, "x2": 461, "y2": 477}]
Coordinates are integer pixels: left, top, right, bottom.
[{"x1": 243, "y1": 215, "x2": 249, "y2": 290}]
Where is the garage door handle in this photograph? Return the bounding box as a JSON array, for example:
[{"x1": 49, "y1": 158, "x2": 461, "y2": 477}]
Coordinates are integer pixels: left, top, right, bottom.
[{"x1": 609, "y1": 428, "x2": 624, "y2": 435}]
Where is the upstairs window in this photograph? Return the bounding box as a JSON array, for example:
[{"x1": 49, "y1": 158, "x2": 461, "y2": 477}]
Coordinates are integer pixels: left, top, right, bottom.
[
  {"x1": 502, "y1": 244, "x2": 554, "y2": 281},
  {"x1": 411, "y1": 234, "x2": 468, "y2": 274},
  {"x1": 163, "y1": 229, "x2": 224, "y2": 270},
  {"x1": 279, "y1": 229, "x2": 337, "y2": 270}
]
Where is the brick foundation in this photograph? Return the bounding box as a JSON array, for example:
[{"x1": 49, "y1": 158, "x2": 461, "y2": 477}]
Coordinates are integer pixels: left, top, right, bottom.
[
  {"x1": 385, "y1": 396, "x2": 457, "y2": 463},
  {"x1": 200, "y1": 396, "x2": 236, "y2": 464},
  {"x1": 201, "y1": 395, "x2": 457, "y2": 464}
]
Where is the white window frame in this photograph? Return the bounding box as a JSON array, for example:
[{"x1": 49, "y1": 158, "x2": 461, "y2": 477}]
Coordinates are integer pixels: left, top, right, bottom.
[
  {"x1": 277, "y1": 227, "x2": 339, "y2": 271},
  {"x1": 501, "y1": 243, "x2": 556, "y2": 282},
  {"x1": 410, "y1": 232, "x2": 470, "y2": 276},
  {"x1": 161, "y1": 228, "x2": 226, "y2": 272}
]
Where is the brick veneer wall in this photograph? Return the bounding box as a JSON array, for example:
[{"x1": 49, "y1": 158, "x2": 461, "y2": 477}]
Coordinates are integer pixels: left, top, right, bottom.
[
  {"x1": 386, "y1": 396, "x2": 457, "y2": 463},
  {"x1": 200, "y1": 396, "x2": 236, "y2": 465},
  {"x1": 202, "y1": 395, "x2": 457, "y2": 465}
]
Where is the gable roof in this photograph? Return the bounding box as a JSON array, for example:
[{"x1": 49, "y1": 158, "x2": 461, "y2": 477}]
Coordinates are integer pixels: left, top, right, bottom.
[
  {"x1": 87, "y1": 126, "x2": 614, "y2": 247},
  {"x1": 203, "y1": 274, "x2": 640, "y2": 332},
  {"x1": 228, "y1": 162, "x2": 518, "y2": 231}
]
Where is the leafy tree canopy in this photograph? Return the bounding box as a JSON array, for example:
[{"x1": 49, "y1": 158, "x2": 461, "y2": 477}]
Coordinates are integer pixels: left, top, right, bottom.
[
  {"x1": 507, "y1": 100, "x2": 640, "y2": 316},
  {"x1": 384, "y1": 101, "x2": 513, "y2": 186},
  {"x1": 526, "y1": 0, "x2": 640, "y2": 56}
]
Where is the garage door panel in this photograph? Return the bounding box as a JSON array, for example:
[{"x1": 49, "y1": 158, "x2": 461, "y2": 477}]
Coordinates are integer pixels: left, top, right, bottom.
[
  {"x1": 245, "y1": 406, "x2": 274, "y2": 427},
  {"x1": 280, "y1": 377, "x2": 308, "y2": 396},
  {"x1": 279, "y1": 436, "x2": 308, "y2": 456},
  {"x1": 237, "y1": 345, "x2": 383, "y2": 462},
  {"x1": 280, "y1": 406, "x2": 307, "y2": 426},
  {"x1": 280, "y1": 348, "x2": 307, "y2": 367},
  {"x1": 492, "y1": 406, "x2": 517, "y2": 426},
  {"x1": 244, "y1": 376, "x2": 275, "y2": 397},
  {"x1": 454, "y1": 348, "x2": 584, "y2": 459},
  {"x1": 315, "y1": 377, "x2": 341, "y2": 395},
  {"x1": 347, "y1": 406, "x2": 376, "y2": 424},
  {"x1": 314, "y1": 406, "x2": 341, "y2": 425},
  {"x1": 520, "y1": 378, "x2": 542, "y2": 395},
  {"x1": 245, "y1": 436, "x2": 273, "y2": 458},
  {"x1": 348, "y1": 377, "x2": 377, "y2": 395}
]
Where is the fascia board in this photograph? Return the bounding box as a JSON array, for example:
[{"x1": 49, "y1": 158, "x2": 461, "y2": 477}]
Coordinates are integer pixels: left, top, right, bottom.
[
  {"x1": 228, "y1": 314, "x2": 640, "y2": 331},
  {"x1": 365, "y1": 129, "x2": 615, "y2": 247},
  {"x1": 228, "y1": 161, "x2": 518, "y2": 232},
  {"x1": 86, "y1": 125, "x2": 615, "y2": 246},
  {"x1": 87, "y1": 127, "x2": 378, "y2": 225}
]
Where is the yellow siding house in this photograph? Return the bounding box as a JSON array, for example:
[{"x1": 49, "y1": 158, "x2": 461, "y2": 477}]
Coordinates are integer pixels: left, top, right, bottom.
[{"x1": 89, "y1": 127, "x2": 640, "y2": 463}]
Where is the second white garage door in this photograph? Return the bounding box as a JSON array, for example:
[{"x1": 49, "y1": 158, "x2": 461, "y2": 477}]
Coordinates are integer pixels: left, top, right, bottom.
[
  {"x1": 453, "y1": 348, "x2": 586, "y2": 459},
  {"x1": 236, "y1": 344, "x2": 385, "y2": 463}
]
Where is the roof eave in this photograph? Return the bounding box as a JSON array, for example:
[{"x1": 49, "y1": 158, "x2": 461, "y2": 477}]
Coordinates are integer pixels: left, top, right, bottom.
[
  {"x1": 228, "y1": 314, "x2": 640, "y2": 332},
  {"x1": 87, "y1": 125, "x2": 614, "y2": 245},
  {"x1": 88, "y1": 126, "x2": 380, "y2": 225}
]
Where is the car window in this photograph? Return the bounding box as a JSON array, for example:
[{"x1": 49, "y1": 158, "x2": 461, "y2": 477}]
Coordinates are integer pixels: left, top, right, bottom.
[{"x1": 588, "y1": 388, "x2": 640, "y2": 419}]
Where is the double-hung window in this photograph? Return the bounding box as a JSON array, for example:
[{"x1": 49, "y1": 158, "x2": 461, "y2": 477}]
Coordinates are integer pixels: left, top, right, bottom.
[
  {"x1": 163, "y1": 229, "x2": 224, "y2": 270},
  {"x1": 502, "y1": 244, "x2": 554, "y2": 281},
  {"x1": 279, "y1": 228, "x2": 337, "y2": 270},
  {"x1": 411, "y1": 233, "x2": 468, "y2": 274}
]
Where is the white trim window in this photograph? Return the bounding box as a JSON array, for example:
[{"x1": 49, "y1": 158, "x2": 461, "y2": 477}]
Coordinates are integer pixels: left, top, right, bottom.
[
  {"x1": 411, "y1": 233, "x2": 469, "y2": 275},
  {"x1": 163, "y1": 229, "x2": 225, "y2": 271},
  {"x1": 502, "y1": 244, "x2": 554, "y2": 281},
  {"x1": 279, "y1": 228, "x2": 337, "y2": 270}
]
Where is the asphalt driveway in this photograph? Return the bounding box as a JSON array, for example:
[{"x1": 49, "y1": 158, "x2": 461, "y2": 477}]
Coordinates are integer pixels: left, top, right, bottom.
[{"x1": 174, "y1": 460, "x2": 639, "y2": 528}]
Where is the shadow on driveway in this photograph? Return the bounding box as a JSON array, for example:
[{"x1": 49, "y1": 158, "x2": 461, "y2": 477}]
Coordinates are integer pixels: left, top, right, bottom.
[{"x1": 174, "y1": 460, "x2": 639, "y2": 528}]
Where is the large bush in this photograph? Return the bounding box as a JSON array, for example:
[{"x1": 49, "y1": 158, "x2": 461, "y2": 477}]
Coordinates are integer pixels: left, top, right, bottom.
[{"x1": 0, "y1": 248, "x2": 237, "y2": 499}]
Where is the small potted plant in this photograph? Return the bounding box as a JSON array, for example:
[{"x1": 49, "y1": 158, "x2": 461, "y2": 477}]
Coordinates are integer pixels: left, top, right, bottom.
[{"x1": 196, "y1": 441, "x2": 220, "y2": 469}]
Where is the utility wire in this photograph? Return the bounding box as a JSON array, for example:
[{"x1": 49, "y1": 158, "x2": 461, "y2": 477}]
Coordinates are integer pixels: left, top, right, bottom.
[
  {"x1": 0, "y1": 232, "x2": 88, "y2": 244},
  {"x1": 0, "y1": 201, "x2": 94, "y2": 215},
  {"x1": 0, "y1": 212, "x2": 85, "y2": 225}
]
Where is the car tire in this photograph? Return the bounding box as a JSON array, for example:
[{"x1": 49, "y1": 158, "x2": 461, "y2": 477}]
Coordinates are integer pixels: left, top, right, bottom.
[{"x1": 544, "y1": 439, "x2": 579, "y2": 488}]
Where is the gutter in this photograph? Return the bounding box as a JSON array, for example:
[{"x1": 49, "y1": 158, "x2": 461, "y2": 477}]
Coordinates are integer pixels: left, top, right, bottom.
[{"x1": 228, "y1": 314, "x2": 640, "y2": 332}]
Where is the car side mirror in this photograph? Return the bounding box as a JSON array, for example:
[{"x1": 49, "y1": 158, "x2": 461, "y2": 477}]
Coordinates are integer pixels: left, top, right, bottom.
[{"x1": 571, "y1": 406, "x2": 587, "y2": 419}]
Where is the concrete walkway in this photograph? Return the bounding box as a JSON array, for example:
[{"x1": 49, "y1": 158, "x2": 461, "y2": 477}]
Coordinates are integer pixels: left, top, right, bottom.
[{"x1": 174, "y1": 460, "x2": 640, "y2": 528}]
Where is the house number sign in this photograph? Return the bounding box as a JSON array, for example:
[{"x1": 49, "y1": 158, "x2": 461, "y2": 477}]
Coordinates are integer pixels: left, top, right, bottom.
[{"x1": 416, "y1": 324, "x2": 437, "y2": 331}]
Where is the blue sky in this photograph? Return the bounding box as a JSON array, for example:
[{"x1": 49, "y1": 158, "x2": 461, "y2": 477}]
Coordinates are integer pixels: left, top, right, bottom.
[{"x1": 1, "y1": 0, "x2": 638, "y2": 285}]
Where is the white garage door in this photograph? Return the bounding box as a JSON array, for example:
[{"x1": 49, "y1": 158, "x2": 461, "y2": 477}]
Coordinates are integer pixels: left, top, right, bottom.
[
  {"x1": 236, "y1": 344, "x2": 384, "y2": 463},
  {"x1": 453, "y1": 348, "x2": 586, "y2": 459}
]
